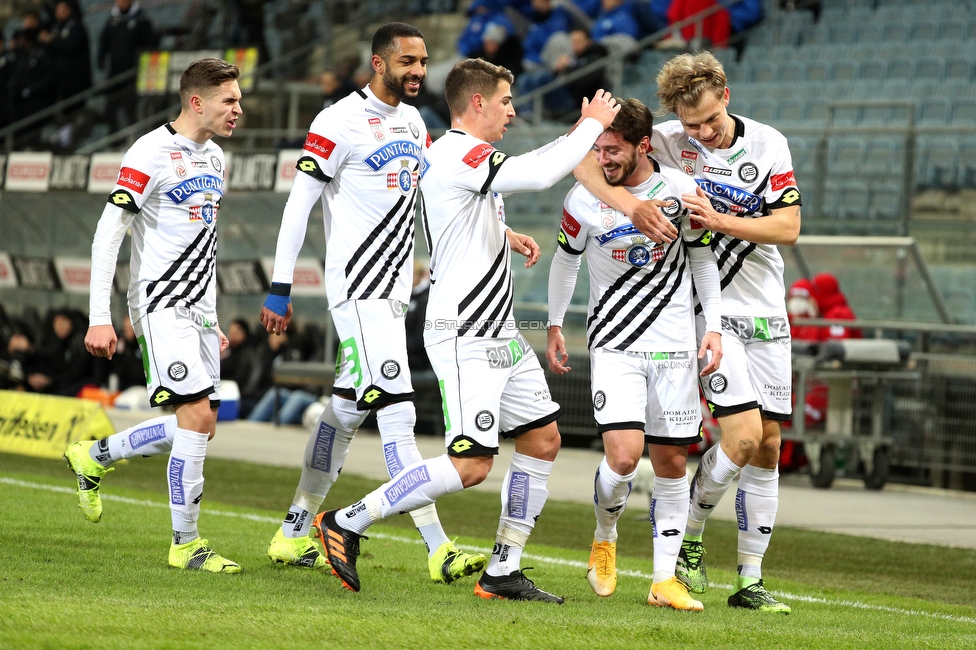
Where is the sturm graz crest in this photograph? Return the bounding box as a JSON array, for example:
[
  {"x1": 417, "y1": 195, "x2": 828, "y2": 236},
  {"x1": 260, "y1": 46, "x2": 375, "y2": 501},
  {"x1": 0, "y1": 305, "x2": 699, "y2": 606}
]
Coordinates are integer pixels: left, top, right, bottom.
[
  {"x1": 709, "y1": 373, "x2": 728, "y2": 394},
  {"x1": 738, "y1": 162, "x2": 758, "y2": 183},
  {"x1": 409, "y1": 123, "x2": 420, "y2": 139},
  {"x1": 381, "y1": 359, "x2": 400, "y2": 379},
  {"x1": 475, "y1": 410, "x2": 494, "y2": 431},
  {"x1": 168, "y1": 362, "x2": 187, "y2": 381},
  {"x1": 593, "y1": 390, "x2": 606, "y2": 411}
]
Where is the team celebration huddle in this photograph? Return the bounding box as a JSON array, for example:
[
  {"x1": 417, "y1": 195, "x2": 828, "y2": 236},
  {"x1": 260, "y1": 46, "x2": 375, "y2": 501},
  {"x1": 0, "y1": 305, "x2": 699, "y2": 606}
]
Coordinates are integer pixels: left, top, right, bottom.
[{"x1": 65, "y1": 21, "x2": 799, "y2": 613}]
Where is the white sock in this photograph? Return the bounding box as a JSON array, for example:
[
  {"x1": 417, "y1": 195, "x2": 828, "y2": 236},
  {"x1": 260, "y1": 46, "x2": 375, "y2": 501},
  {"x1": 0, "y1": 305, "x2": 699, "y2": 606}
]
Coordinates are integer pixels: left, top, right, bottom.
[
  {"x1": 376, "y1": 401, "x2": 450, "y2": 554},
  {"x1": 687, "y1": 444, "x2": 742, "y2": 536},
  {"x1": 283, "y1": 398, "x2": 362, "y2": 538},
  {"x1": 487, "y1": 452, "x2": 553, "y2": 577},
  {"x1": 168, "y1": 427, "x2": 208, "y2": 545},
  {"x1": 91, "y1": 415, "x2": 177, "y2": 466},
  {"x1": 337, "y1": 455, "x2": 463, "y2": 535},
  {"x1": 650, "y1": 475, "x2": 691, "y2": 584},
  {"x1": 593, "y1": 457, "x2": 636, "y2": 543},
  {"x1": 735, "y1": 463, "x2": 779, "y2": 578}
]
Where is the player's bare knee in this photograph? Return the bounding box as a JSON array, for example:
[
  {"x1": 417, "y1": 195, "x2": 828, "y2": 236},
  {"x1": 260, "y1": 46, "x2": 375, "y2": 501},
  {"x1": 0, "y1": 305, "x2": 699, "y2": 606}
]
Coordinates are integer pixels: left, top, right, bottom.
[
  {"x1": 175, "y1": 399, "x2": 213, "y2": 435},
  {"x1": 515, "y1": 422, "x2": 560, "y2": 462},
  {"x1": 605, "y1": 450, "x2": 639, "y2": 476},
  {"x1": 451, "y1": 455, "x2": 493, "y2": 487}
]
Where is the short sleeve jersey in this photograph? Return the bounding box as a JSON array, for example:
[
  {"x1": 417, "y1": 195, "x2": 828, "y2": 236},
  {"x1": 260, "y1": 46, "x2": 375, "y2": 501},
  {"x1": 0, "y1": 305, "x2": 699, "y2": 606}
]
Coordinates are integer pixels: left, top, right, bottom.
[
  {"x1": 651, "y1": 115, "x2": 801, "y2": 317},
  {"x1": 294, "y1": 86, "x2": 429, "y2": 307},
  {"x1": 421, "y1": 130, "x2": 515, "y2": 346},
  {"x1": 559, "y1": 161, "x2": 707, "y2": 352},
  {"x1": 108, "y1": 123, "x2": 224, "y2": 324}
]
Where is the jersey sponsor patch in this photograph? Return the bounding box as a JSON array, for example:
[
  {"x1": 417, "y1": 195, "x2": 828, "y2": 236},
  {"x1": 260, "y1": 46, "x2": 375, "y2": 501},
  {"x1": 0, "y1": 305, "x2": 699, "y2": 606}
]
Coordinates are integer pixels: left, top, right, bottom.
[
  {"x1": 561, "y1": 209, "x2": 581, "y2": 237},
  {"x1": 595, "y1": 224, "x2": 641, "y2": 246},
  {"x1": 303, "y1": 132, "x2": 337, "y2": 159},
  {"x1": 462, "y1": 143, "x2": 494, "y2": 168},
  {"x1": 425, "y1": 133, "x2": 432, "y2": 148},
  {"x1": 117, "y1": 167, "x2": 151, "y2": 193},
  {"x1": 369, "y1": 117, "x2": 385, "y2": 142},
  {"x1": 680, "y1": 150, "x2": 698, "y2": 174},
  {"x1": 695, "y1": 178, "x2": 762, "y2": 213},
  {"x1": 109, "y1": 189, "x2": 138, "y2": 212},
  {"x1": 170, "y1": 152, "x2": 187, "y2": 178},
  {"x1": 771, "y1": 170, "x2": 797, "y2": 192},
  {"x1": 363, "y1": 140, "x2": 423, "y2": 171},
  {"x1": 164, "y1": 175, "x2": 223, "y2": 204}
]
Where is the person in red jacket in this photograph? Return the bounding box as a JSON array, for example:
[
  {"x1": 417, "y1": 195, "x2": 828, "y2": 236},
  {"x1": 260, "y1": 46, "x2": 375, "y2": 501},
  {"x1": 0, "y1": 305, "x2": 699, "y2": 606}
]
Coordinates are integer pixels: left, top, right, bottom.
[{"x1": 813, "y1": 272, "x2": 862, "y2": 340}]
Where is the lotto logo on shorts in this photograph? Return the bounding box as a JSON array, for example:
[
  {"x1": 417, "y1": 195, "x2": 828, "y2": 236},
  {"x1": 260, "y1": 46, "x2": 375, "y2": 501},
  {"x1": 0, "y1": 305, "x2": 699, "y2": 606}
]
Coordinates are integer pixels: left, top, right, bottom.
[
  {"x1": 168, "y1": 362, "x2": 187, "y2": 382},
  {"x1": 475, "y1": 410, "x2": 494, "y2": 431}
]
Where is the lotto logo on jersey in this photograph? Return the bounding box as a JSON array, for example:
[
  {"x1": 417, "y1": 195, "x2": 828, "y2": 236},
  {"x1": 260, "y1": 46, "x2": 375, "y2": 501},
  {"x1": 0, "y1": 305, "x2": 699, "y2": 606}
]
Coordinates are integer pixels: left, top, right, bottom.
[
  {"x1": 303, "y1": 132, "x2": 337, "y2": 159},
  {"x1": 462, "y1": 143, "x2": 494, "y2": 168},
  {"x1": 771, "y1": 170, "x2": 798, "y2": 191},
  {"x1": 117, "y1": 167, "x2": 151, "y2": 193},
  {"x1": 561, "y1": 209, "x2": 581, "y2": 237}
]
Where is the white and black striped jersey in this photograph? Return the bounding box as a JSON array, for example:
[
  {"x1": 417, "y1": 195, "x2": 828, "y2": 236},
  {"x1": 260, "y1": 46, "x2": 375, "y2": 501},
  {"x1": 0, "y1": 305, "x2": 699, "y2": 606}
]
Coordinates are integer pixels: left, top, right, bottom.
[
  {"x1": 555, "y1": 161, "x2": 712, "y2": 351},
  {"x1": 652, "y1": 115, "x2": 801, "y2": 317},
  {"x1": 422, "y1": 130, "x2": 515, "y2": 345},
  {"x1": 89, "y1": 123, "x2": 224, "y2": 327},
  {"x1": 270, "y1": 86, "x2": 429, "y2": 308}
]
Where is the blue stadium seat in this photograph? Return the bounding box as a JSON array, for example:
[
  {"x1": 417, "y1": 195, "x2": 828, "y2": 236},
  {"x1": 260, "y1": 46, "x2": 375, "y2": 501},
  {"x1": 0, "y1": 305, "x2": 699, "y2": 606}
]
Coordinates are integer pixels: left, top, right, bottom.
[
  {"x1": 950, "y1": 98, "x2": 976, "y2": 125},
  {"x1": 916, "y1": 136, "x2": 959, "y2": 188},
  {"x1": 864, "y1": 138, "x2": 905, "y2": 176},
  {"x1": 869, "y1": 183, "x2": 904, "y2": 220},
  {"x1": 855, "y1": 23, "x2": 885, "y2": 43},
  {"x1": 945, "y1": 57, "x2": 974, "y2": 82},
  {"x1": 836, "y1": 181, "x2": 871, "y2": 220},
  {"x1": 910, "y1": 22, "x2": 940, "y2": 41},
  {"x1": 915, "y1": 57, "x2": 945, "y2": 81},
  {"x1": 776, "y1": 99, "x2": 805, "y2": 126},
  {"x1": 958, "y1": 137, "x2": 976, "y2": 188},
  {"x1": 832, "y1": 59, "x2": 857, "y2": 82},
  {"x1": 887, "y1": 58, "x2": 915, "y2": 79},
  {"x1": 750, "y1": 99, "x2": 777, "y2": 124},
  {"x1": 827, "y1": 136, "x2": 867, "y2": 175},
  {"x1": 858, "y1": 58, "x2": 888, "y2": 80},
  {"x1": 883, "y1": 22, "x2": 911, "y2": 42},
  {"x1": 804, "y1": 59, "x2": 830, "y2": 82},
  {"x1": 917, "y1": 97, "x2": 952, "y2": 125}
]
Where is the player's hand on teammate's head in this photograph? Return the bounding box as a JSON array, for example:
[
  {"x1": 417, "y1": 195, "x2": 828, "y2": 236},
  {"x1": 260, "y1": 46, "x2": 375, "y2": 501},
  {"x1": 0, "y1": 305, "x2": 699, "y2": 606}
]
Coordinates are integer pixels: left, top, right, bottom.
[{"x1": 580, "y1": 90, "x2": 620, "y2": 129}]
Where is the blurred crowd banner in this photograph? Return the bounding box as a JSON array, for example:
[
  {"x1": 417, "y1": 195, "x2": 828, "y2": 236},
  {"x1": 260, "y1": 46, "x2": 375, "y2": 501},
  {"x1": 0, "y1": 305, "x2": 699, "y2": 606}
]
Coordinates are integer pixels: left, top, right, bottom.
[
  {"x1": 0, "y1": 252, "x2": 326, "y2": 297},
  {"x1": 137, "y1": 48, "x2": 259, "y2": 95},
  {"x1": 0, "y1": 150, "x2": 301, "y2": 193}
]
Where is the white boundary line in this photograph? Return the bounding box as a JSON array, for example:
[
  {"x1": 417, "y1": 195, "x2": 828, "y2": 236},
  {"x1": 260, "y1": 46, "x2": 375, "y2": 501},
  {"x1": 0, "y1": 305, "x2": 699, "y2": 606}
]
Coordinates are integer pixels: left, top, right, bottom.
[{"x1": 4, "y1": 476, "x2": 976, "y2": 626}]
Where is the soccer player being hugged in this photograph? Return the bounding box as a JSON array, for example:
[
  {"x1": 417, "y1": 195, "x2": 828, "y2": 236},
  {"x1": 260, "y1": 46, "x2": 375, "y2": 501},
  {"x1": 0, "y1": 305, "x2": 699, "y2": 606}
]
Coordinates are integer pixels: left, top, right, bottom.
[
  {"x1": 575, "y1": 51, "x2": 800, "y2": 613},
  {"x1": 311, "y1": 59, "x2": 620, "y2": 601},
  {"x1": 66, "y1": 58, "x2": 243, "y2": 573},
  {"x1": 547, "y1": 98, "x2": 722, "y2": 611},
  {"x1": 258, "y1": 23, "x2": 487, "y2": 583}
]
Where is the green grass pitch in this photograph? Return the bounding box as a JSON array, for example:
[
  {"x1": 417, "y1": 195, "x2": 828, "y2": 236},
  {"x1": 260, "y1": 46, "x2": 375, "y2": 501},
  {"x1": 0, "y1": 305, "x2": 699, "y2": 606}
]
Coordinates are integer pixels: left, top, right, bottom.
[{"x1": 1, "y1": 452, "x2": 974, "y2": 649}]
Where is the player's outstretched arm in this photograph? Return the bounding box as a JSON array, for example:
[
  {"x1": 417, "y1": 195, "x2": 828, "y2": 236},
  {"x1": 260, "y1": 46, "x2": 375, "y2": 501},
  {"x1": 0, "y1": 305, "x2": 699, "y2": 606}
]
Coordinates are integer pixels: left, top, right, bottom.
[
  {"x1": 488, "y1": 92, "x2": 619, "y2": 195},
  {"x1": 573, "y1": 153, "x2": 677, "y2": 244},
  {"x1": 683, "y1": 188, "x2": 801, "y2": 245}
]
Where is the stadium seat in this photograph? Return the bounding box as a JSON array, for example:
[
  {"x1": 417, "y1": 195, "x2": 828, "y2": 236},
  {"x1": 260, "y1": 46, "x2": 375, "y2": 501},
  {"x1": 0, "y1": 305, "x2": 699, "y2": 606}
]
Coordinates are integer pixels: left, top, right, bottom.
[
  {"x1": 914, "y1": 57, "x2": 945, "y2": 81},
  {"x1": 776, "y1": 99, "x2": 805, "y2": 126},
  {"x1": 827, "y1": 136, "x2": 867, "y2": 175},
  {"x1": 750, "y1": 99, "x2": 777, "y2": 124},
  {"x1": 832, "y1": 60, "x2": 857, "y2": 82},
  {"x1": 857, "y1": 58, "x2": 887, "y2": 81},
  {"x1": 958, "y1": 137, "x2": 976, "y2": 188},
  {"x1": 882, "y1": 22, "x2": 910, "y2": 42},
  {"x1": 949, "y1": 97, "x2": 976, "y2": 123},
  {"x1": 855, "y1": 23, "x2": 885, "y2": 43},
  {"x1": 917, "y1": 97, "x2": 952, "y2": 125},
  {"x1": 869, "y1": 183, "x2": 904, "y2": 221},
  {"x1": 910, "y1": 22, "x2": 940, "y2": 41},
  {"x1": 945, "y1": 57, "x2": 974, "y2": 82},
  {"x1": 836, "y1": 181, "x2": 871, "y2": 220},
  {"x1": 864, "y1": 138, "x2": 906, "y2": 177},
  {"x1": 886, "y1": 58, "x2": 914, "y2": 80},
  {"x1": 916, "y1": 137, "x2": 959, "y2": 189},
  {"x1": 805, "y1": 59, "x2": 830, "y2": 82}
]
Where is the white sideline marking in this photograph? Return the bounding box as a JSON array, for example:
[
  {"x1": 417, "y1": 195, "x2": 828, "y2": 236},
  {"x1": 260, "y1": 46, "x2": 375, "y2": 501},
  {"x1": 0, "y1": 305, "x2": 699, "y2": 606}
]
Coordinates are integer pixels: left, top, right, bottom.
[{"x1": 5, "y1": 476, "x2": 976, "y2": 626}]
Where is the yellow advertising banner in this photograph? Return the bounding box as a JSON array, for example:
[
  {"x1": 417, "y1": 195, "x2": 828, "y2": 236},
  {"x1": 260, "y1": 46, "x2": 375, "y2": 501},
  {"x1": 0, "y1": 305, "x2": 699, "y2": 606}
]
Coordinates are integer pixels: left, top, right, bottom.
[{"x1": 0, "y1": 391, "x2": 115, "y2": 459}]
